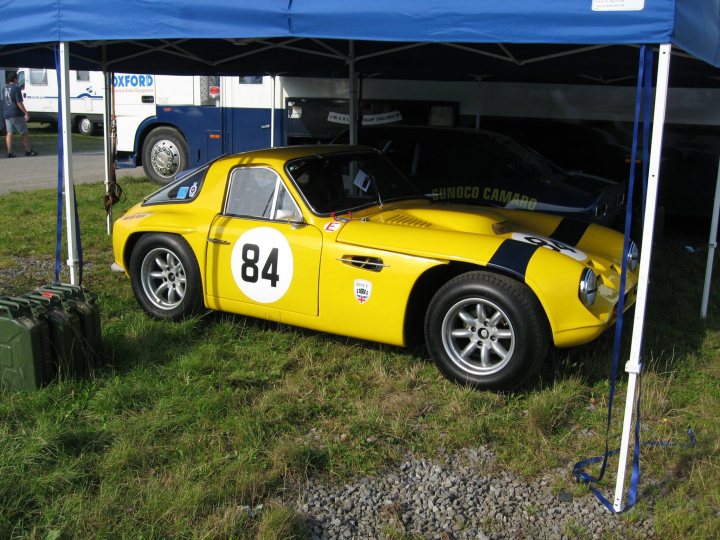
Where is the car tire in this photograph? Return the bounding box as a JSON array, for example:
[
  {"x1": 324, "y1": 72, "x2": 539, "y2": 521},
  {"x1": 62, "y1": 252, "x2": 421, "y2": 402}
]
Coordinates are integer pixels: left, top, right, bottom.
[
  {"x1": 129, "y1": 233, "x2": 203, "y2": 321},
  {"x1": 425, "y1": 271, "x2": 549, "y2": 390},
  {"x1": 142, "y1": 127, "x2": 189, "y2": 185},
  {"x1": 76, "y1": 116, "x2": 95, "y2": 136}
]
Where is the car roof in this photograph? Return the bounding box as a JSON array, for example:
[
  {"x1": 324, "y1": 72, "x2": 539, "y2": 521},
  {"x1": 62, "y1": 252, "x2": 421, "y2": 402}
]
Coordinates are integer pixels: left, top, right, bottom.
[
  {"x1": 215, "y1": 144, "x2": 379, "y2": 166},
  {"x1": 359, "y1": 124, "x2": 512, "y2": 141}
]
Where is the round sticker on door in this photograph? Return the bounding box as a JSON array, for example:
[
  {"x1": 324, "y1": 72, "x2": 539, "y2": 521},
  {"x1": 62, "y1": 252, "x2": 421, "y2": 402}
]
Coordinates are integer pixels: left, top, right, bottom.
[{"x1": 231, "y1": 227, "x2": 294, "y2": 303}]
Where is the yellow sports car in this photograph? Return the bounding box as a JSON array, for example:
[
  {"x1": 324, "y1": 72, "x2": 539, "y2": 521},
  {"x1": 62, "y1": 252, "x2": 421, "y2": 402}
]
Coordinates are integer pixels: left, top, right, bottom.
[{"x1": 112, "y1": 145, "x2": 639, "y2": 390}]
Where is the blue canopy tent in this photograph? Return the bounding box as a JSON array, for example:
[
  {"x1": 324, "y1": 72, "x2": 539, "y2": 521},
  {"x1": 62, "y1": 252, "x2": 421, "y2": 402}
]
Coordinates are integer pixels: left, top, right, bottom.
[{"x1": 1, "y1": 0, "x2": 719, "y2": 513}]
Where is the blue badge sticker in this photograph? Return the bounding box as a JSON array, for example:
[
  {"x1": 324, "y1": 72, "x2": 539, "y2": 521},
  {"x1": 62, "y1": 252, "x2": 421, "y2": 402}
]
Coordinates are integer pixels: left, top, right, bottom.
[{"x1": 177, "y1": 186, "x2": 189, "y2": 199}]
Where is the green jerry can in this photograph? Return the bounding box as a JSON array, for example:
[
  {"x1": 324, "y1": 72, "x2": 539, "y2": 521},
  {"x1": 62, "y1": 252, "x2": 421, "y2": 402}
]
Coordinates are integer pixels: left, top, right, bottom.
[
  {"x1": 23, "y1": 292, "x2": 85, "y2": 379},
  {"x1": 38, "y1": 284, "x2": 102, "y2": 359},
  {"x1": 37, "y1": 284, "x2": 102, "y2": 364},
  {"x1": 0, "y1": 298, "x2": 55, "y2": 391}
]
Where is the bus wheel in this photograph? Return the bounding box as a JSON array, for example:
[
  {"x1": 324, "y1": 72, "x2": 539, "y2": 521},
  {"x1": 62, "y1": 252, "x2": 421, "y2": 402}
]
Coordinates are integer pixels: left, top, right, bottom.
[
  {"x1": 142, "y1": 127, "x2": 189, "y2": 184},
  {"x1": 76, "y1": 117, "x2": 95, "y2": 136}
]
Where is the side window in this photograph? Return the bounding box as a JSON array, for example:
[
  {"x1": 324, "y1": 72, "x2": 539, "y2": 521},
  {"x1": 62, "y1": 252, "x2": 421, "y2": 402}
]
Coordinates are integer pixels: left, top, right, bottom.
[
  {"x1": 76, "y1": 71, "x2": 90, "y2": 82},
  {"x1": 226, "y1": 168, "x2": 301, "y2": 221},
  {"x1": 142, "y1": 163, "x2": 209, "y2": 205},
  {"x1": 29, "y1": 69, "x2": 48, "y2": 86}
]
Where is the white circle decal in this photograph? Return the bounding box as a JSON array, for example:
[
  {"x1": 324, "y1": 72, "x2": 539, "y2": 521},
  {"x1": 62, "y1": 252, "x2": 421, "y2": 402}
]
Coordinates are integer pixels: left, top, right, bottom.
[
  {"x1": 511, "y1": 232, "x2": 587, "y2": 262},
  {"x1": 231, "y1": 227, "x2": 293, "y2": 303}
]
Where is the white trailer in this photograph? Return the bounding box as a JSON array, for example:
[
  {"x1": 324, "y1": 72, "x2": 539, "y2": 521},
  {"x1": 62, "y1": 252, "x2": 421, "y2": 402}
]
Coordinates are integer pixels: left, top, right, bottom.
[{"x1": 16, "y1": 67, "x2": 105, "y2": 135}]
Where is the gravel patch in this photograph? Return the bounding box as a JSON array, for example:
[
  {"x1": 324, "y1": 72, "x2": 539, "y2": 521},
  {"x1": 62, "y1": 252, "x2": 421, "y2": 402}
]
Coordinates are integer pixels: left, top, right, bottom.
[
  {"x1": 0, "y1": 257, "x2": 86, "y2": 294},
  {"x1": 291, "y1": 446, "x2": 655, "y2": 539}
]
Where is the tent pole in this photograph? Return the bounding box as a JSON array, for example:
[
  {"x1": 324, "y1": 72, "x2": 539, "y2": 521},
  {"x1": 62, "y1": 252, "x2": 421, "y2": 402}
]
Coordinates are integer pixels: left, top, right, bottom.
[
  {"x1": 613, "y1": 43, "x2": 672, "y2": 513},
  {"x1": 270, "y1": 75, "x2": 276, "y2": 148},
  {"x1": 348, "y1": 40, "x2": 357, "y2": 145},
  {"x1": 59, "y1": 42, "x2": 79, "y2": 285},
  {"x1": 701, "y1": 156, "x2": 720, "y2": 318},
  {"x1": 102, "y1": 71, "x2": 113, "y2": 234}
]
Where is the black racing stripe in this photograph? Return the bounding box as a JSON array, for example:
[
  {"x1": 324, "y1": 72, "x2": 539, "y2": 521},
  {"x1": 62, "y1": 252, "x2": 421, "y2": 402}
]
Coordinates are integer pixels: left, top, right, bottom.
[
  {"x1": 550, "y1": 218, "x2": 590, "y2": 247},
  {"x1": 487, "y1": 240, "x2": 539, "y2": 281}
]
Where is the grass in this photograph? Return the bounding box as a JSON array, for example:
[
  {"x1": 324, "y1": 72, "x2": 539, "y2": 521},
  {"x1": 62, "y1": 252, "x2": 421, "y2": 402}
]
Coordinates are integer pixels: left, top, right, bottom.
[{"x1": 0, "y1": 177, "x2": 719, "y2": 538}]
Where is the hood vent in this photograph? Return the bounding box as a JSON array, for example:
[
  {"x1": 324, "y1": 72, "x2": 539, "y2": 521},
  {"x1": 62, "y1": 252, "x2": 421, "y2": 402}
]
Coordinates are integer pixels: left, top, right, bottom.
[
  {"x1": 492, "y1": 220, "x2": 512, "y2": 235},
  {"x1": 384, "y1": 214, "x2": 432, "y2": 228}
]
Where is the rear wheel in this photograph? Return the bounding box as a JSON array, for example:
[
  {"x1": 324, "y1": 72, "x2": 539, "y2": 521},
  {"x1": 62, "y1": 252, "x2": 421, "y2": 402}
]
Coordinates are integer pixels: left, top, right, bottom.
[
  {"x1": 425, "y1": 271, "x2": 549, "y2": 390},
  {"x1": 129, "y1": 234, "x2": 203, "y2": 321},
  {"x1": 142, "y1": 127, "x2": 189, "y2": 184}
]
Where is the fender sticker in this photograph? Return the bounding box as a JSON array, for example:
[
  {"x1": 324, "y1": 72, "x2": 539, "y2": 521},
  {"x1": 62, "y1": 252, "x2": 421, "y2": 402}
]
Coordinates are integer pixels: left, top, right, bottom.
[
  {"x1": 511, "y1": 233, "x2": 588, "y2": 262},
  {"x1": 324, "y1": 221, "x2": 343, "y2": 233},
  {"x1": 121, "y1": 212, "x2": 152, "y2": 220},
  {"x1": 354, "y1": 279, "x2": 372, "y2": 304}
]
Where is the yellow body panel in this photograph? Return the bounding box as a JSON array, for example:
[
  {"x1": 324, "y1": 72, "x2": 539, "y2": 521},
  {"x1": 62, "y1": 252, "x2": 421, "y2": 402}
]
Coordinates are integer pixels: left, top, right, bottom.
[{"x1": 112, "y1": 145, "x2": 638, "y2": 350}]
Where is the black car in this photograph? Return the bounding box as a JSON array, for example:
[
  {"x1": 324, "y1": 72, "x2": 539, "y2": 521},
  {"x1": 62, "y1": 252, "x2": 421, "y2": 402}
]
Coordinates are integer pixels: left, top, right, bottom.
[{"x1": 339, "y1": 125, "x2": 627, "y2": 225}]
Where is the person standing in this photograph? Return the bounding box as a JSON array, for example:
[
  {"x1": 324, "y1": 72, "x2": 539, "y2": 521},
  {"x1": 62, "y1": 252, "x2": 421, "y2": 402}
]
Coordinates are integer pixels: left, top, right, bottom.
[{"x1": 3, "y1": 73, "x2": 37, "y2": 158}]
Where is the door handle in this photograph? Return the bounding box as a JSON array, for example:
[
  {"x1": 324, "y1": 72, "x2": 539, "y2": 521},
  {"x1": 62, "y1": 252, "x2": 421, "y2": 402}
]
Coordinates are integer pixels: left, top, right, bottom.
[{"x1": 207, "y1": 237, "x2": 230, "y2": 245}]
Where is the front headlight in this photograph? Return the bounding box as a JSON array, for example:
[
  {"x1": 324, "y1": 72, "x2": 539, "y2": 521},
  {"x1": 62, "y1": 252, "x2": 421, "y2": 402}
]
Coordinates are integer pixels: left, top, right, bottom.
[
  {"x1": 627, "y1": 241, "x2": 639, "y2": 272},
  {"x1": 579, "y1": 268, "x2": 598, "y2": 307}
]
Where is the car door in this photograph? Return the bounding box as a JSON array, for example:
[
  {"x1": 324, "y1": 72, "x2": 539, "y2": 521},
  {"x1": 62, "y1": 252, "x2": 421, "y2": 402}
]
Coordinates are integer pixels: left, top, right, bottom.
[{"x1": 205, "y1": 165, "x2": 322, "y2": 316}]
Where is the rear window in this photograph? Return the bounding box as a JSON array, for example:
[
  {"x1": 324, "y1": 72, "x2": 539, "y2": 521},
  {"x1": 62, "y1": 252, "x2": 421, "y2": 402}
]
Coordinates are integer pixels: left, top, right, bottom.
[{"x1": 142, "y1": 164, "x2": 209, "y2": 205}]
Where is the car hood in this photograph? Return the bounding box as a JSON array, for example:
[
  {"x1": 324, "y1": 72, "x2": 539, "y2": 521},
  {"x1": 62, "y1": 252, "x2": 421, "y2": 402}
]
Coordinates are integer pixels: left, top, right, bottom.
[{"x1": 334, "y1": 202, "x2": 624, "y2": 268}]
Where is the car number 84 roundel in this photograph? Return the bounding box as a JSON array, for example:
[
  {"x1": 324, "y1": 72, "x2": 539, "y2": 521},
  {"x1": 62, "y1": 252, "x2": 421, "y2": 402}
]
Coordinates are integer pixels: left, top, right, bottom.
[{"x1": 231, "y1": 227, "x2": 294, "y2": 303}]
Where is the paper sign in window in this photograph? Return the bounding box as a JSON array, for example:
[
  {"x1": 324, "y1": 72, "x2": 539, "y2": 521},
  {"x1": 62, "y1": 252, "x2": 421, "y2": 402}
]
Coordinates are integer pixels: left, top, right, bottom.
[{"x1": 353, "y1": 170, "x2": 371, "y2": 192}]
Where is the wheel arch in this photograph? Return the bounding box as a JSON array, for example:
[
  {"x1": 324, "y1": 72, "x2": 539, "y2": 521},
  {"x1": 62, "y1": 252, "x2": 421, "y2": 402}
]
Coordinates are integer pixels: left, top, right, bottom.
[
  {"x1": 135, "y1": 121, "x2": 185, "y2": 167},
  {"x1": 403, "y1": 260, "x2": 550, "y2": 347},
  {"x1": 122, "y1": 231, "x2": 146, "y2": 273}
]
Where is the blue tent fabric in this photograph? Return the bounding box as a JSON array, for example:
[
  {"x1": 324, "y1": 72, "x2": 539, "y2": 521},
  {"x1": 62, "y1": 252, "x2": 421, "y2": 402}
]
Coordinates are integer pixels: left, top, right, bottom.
[
  {"x1": 2, "y1": 1, "x2": 291, "y2": 43},
  {"x1": 0, "y1": 1, "x2": 717, "y2": 68},
  {"x1": 290, "y1": 0, "x2": 675, "y2": 45},
  {"x1": 674, "y1": 0, "x2": 720, "y2": 66}
]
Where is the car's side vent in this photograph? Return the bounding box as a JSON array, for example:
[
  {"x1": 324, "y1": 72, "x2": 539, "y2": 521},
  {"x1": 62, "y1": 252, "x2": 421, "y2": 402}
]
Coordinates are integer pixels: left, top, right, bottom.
[
  {"x1": 492, "y1": 220, "x2": 512, "y2": 235},
  {"x1": 337, "y1": 256, "x2": 388, "y2": 272},
  {"x1": 384, "y1": 214, "x2": 432, "y2": 228}
]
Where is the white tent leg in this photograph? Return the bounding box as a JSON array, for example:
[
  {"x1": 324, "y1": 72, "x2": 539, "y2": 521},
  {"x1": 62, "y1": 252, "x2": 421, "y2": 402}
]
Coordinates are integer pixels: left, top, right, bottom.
[
  {"x1": 59, "y1": 42, "x2": 79, "y2": 285},
  {"x1": 613, "y1": 43, "x2": 672, "y2": 513},
  {"x1": 701, "y1": 157, "x2": 720, "y2": 318},
  {"x1": 102, "y1": 71, "x2": 113, "y2": 234}
]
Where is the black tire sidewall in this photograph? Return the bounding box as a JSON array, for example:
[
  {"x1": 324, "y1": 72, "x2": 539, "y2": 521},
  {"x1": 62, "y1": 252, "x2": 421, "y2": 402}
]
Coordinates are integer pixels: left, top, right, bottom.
[
  {"x1": 129, "y1": 233, "x2": 203, "y2": 321},
  {"x1": 142, "y1": 127, "x2": 189, "y2": 185},
  {"x1": 425, "y1": 271, "x2": 548, "y2": 390},
  {"x1": 76, "y1": 117, "x2": 94, "y2": 136}
]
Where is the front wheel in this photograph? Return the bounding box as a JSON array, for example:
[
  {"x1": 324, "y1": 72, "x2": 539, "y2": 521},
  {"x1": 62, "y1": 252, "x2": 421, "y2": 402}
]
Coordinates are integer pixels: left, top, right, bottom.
[
  {"x1": 76, "y1": 116, "x2": 95, "y2": 136},
  {"x1": 425, "y1": 271, "x2": 549, "y2": 390},
  {"x1": 142, "y1": 127, "x2": 189, "y2": 185},
  {"x1": 129, "y1": 234, "x2": 203, "y2": 321}
]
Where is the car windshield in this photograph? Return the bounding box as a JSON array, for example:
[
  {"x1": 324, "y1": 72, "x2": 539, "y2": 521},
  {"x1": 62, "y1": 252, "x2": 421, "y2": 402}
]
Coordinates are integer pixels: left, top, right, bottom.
[
  {"x1": 491, "y1": 135, "x2": 562, "y2": 179},
  {"x1": 285, "y1": 150, "x2": 424, "y2": 215}
]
